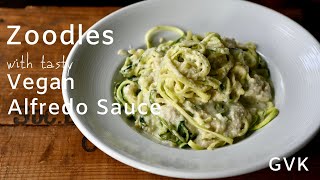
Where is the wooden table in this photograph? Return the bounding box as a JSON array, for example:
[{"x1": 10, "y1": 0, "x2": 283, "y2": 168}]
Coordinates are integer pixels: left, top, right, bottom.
[{"x1": 0, "y1": 6, "x2": 319, "y2": 179}]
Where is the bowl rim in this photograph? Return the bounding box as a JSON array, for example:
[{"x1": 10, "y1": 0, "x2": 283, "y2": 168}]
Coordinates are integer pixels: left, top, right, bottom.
[{"x1": 62, "y1": 0, "x2": 320, "y2": 178}]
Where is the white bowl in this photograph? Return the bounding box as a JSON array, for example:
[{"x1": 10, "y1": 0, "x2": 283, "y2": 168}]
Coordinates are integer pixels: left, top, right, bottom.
[{"x1": 62, "y1": 0, "x2": 320, "y2": 178}]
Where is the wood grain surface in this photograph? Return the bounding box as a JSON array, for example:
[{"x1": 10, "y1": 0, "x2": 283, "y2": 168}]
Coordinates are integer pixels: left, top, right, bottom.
[{"x1": 0, "y1": 6, "x2": 319, "y2": 179}]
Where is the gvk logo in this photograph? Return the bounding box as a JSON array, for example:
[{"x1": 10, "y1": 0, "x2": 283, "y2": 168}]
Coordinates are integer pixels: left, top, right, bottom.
[{"x1": 269, "y1": 157, "x2": 309, "y2": 171}]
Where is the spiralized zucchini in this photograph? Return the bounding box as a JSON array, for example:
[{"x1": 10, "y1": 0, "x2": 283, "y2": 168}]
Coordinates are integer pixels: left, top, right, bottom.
[{"x1": 115, "y1": 26, "x2": 279, "y2": 150}]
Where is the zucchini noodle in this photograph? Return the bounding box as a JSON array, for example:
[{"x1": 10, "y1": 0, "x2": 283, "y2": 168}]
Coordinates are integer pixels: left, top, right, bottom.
[{"x1": 115, "y1": 25, "x2": 279, "y2": 150}]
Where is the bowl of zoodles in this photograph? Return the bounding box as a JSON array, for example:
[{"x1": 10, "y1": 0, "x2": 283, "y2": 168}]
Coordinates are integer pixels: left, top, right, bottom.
[{"x1": 62, "y1": 0, "x2": 320, "y2": 178}]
